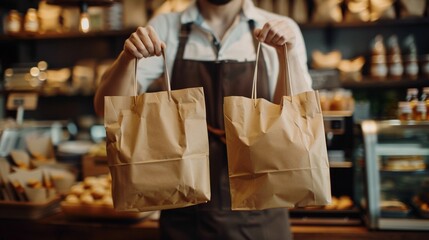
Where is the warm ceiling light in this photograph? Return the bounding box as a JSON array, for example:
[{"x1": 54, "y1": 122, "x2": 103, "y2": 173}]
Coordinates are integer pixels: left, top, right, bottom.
[{"x1": 79, "y1": 2, "x2": 90, "y2": 33}]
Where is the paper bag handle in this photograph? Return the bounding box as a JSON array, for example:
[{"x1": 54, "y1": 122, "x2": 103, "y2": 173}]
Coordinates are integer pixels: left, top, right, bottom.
[
  {"x1": 133, "y1": 48, "x2": 172, "y2": 100},
  {"x1": 251, "y1": 43, "x2": 293, "y2": 102}
]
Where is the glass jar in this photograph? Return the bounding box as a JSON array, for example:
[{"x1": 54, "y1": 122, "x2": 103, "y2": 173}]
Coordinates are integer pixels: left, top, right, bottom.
[
  {"x1": 371, "y1": 35, "x2": 386, "y2": 56},
  {"x1": 387, "y1": 35, "x2": 401, "y2": 56},
  {"x1": 421, "y1": 87, "x2": 429, "y2": 114},
  {"x1": 421, "y1": 55, "x2": 429, "y2": 79},
  {"x1": 330, "y1": 89, "x2": 347, "y2": 111},
  {"x1": 343, "y1": 89, "x2": 355, "y2": 112},
  {"x1": 415, "y1": 101, "x2": 427, "y2": 121},
  {"x1": 403, "y1": 55, "x2": 419, "y2": 80},
  {"x1": 371, "y1": 55, "x2": 388, "y2": 80},
  {"x1": 388, "y1": 54, "x2": 404, "y2": 80},
  {"x1": 5, "y1": 10, "x2": 22, "y2": 34},
  {"x1": 318, "y1": 90, "x2": 331, "y2": 112},
  {"x1": 24, "y1": 8, "x2": 39, "y2": 33},
  {"x1": 406, "y1": 88, "x2": 419, "y2": 118},
  {"x1": 398, "y1": 101, "x2": 412, "y2": 121}
]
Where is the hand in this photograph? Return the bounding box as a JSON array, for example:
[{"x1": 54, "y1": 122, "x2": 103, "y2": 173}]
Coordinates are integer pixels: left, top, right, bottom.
[
  {"x1": 123, "y1": 26, "x2": 166, "y2": 59},
  {"x1": 254, "y1": 19, "x2": 296, "y2": 50}
]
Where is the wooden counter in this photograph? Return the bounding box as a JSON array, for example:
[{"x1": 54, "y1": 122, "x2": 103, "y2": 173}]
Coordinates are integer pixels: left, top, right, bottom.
[
  {"x1": 0, "y1": 213, "x2": 159, "y2": 240},
  {"x1": 0, "y1": 213, "x2": 428, "y2": 240},
  {"x1": 292, "y1": 225, "x2": 429, "y2": 240}
]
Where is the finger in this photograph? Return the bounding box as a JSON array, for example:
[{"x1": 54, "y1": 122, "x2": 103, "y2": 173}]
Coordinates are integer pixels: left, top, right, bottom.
[
  {"x1": 264, "y1": 21, "x2": 283, "y2": 43},
  {"x1": 280, "y1": 24, "x2": 296, "y2": 48},
  {"x1": 265, "y1": 30, "x2": 278, "y2": 44},
  {"x1": 147, "y1": 26, "x2": 163, "y2": 56},
  {"x1": 274, "y1": 35, "x2": 288, "y2": 46},
  {"x1": 253, "y1": 28, "x2": 262, "y2": 40},
  {"x1": 129, "y1": 29, "x2": 149, "y2": 57},
  {"x1": 160, "y1": 41, "x2": 167, "y2": 56},
  {"x1": 136, "y1": 28, "x2": 155, "y2": 57},
  {"x1": 257, "y1": 23, "x2": 272, "y2": 42},
  {"x1": 124, "y1": 39, "x2": 143, "y2": 58},
  {"x1": 272, "y1": 27, "x2": 288, "y2": 46},
  {"x1": 128, "y1": 30, "x2": 148, "y2": 55},
  {"x1": 129, "y1": 34, "x2": 150, "y2": 57},
  {"x1": 271, "y1": 21, "x2": 288, "y2": 43},
  {"x1": 270, "y1": 34, "x2": 281, "y2": 45}
]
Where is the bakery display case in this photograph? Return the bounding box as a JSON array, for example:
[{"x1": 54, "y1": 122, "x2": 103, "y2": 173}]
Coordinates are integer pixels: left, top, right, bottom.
[
  {"x1": 360, "y1": 120, "x2": 429, "y2": 230},
  {"x1": 0, "y1": 119, "x2": 75, "y2": 219}
]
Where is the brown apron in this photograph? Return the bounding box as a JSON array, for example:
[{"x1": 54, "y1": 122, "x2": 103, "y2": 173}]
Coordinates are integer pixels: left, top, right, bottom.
[{"x1": 151, "y1": 21, "x2": 292, "y2": 240}]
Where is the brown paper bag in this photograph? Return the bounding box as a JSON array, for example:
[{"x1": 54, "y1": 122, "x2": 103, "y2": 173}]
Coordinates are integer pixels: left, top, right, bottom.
[
  {"x1": 224, "y1": 44, "x2": 331, "y2": 210},
  {"x1": 104, "y1": 55, "x2": 210, "y2": 212}
]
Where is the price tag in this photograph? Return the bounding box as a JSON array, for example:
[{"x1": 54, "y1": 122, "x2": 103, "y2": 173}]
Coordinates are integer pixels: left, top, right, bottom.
[{"x1": 6, "y1": 93, "x2": 38, "y2": 110}]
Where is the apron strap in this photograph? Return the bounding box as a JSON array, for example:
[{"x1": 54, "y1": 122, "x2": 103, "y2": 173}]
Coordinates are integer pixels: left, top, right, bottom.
[{"x1": 176, "y1": 23, "x2": 192, "y2": 59}]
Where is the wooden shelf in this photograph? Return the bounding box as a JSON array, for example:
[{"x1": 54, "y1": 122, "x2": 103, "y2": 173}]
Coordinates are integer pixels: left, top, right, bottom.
[
  {"x1": 300, "y1": 17, "x2": 429, "y2": 30},
  {"x1": 341, "y1": 77, "x2": 429, "y2": 89},
  {"x1": 323, "y1": 111, "x2": 353, "y2": 118},
  {"x1": 0, "y1": 29, "x2": 134, "y2": 41},
  {"x1": 330, "y1": 161, "x2": 353, "y2": 168}
]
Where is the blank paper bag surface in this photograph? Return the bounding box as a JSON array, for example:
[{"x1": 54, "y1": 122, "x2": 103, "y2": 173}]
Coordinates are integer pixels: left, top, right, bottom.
[
  {"x1": 224, "y1": 44, "x2": 331, "y2": 210},
  {"x1": 104, "y1": 58, "x2": 210, "y2": 212}
]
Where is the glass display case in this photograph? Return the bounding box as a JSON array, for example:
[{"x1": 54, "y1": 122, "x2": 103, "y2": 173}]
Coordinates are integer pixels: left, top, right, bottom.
[{"x1": 361, "y1": 120, "x2": 429, "y2": 230}]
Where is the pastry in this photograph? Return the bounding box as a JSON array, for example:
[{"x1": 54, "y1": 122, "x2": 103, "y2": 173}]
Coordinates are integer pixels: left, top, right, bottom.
[
  {"x1": 65, "y1": 194, "x2": 80, "y2": 204},
  {"x1": 312, "y1": 50, "x2": 342, "y2": 69},
  {"x1": 324, "y1": 196, "x2": 339, "y2": 210},
  {"x1": 338, "y1": 56, "x2": 365, "y2": 73},
  {"x1": 385, "y1": 156, "x2": 426, "y2": 171},
  {"x1": 26, "y1": 179, "x2": 42, "y2": 188},
  {"x1": 70, "y1": 184, "x2": 85, "y2": 196},
  {"x1": 80, "y1": 192, "x2": 94, "y2": 204},
  {"x1": 380, "y1": 200, "x2": 408, "y2": 211},
  {"x1": 337, "y1": 195, "x2": 353, "y2": 210}
]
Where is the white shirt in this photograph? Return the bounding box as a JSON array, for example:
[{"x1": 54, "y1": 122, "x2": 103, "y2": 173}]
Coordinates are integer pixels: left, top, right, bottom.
[{"x1": 137, "y1": 0, "x2": 312, "y2": 98}]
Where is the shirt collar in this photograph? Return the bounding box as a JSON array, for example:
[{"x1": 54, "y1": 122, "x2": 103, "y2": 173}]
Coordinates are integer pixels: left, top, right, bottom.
[{"x1": 180, "y1": 0, "x2": 265, "y2": 26}]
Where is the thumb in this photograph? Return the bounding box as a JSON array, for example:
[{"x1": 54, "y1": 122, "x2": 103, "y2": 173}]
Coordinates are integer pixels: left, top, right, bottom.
[{"x1": 253, "y1": 28, "x2": 262, "y2": 39}]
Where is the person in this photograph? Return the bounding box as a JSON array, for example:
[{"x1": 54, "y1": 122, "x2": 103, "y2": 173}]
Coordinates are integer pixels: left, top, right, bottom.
[{"x1": 94, "y1": 0, "x2": 312, "y2": 239}]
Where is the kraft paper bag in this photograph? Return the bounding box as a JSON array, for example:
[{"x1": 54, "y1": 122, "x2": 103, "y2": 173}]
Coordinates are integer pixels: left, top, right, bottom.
[
  {"x1": 224, "y1": 44, "x2": 331, "y2": 210},
  {"x1": 104, "y1": 55, "x2": 210, "y2": 212}
]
